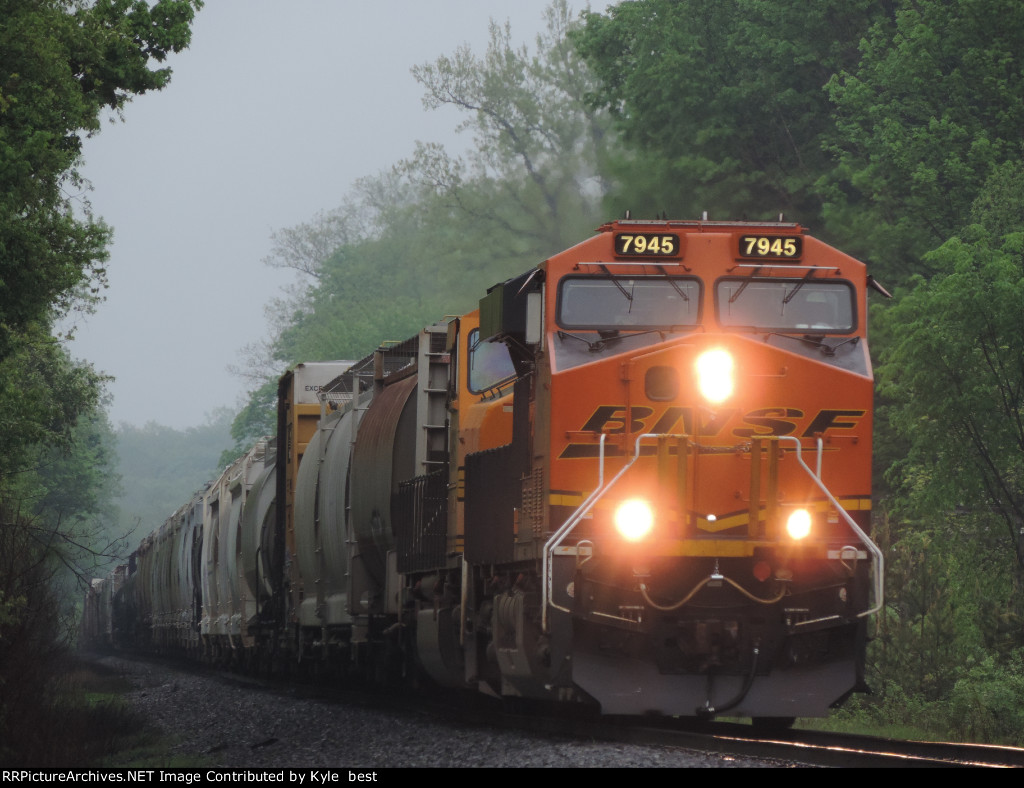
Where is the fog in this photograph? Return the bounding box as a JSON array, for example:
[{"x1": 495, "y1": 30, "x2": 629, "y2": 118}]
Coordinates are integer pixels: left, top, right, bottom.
[{"x1": 66, "y1": 0, "x2": 560, "y2": 429}]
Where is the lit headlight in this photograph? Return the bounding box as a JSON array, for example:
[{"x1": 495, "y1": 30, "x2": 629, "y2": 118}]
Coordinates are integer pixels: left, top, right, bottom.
[
  {"x1": 696, "y1": 349, "x2": 734, "y2": 403},
  {"x1": 786, "y1": 509, "x2": 812, "y2": 540},
  {"x1": 614, "y1": 499, "x2": 655, "y2": 542}
]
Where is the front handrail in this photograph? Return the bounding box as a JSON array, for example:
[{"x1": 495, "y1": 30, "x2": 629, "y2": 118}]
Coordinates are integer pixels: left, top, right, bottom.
[
  {"x1": 543, "y1": 432, "x2": 656, "y2": 631},
  {"x1": 542, "y1": 433, "x2": 883, "y2": 631},
  {"x1": 777, "y1": 436, "x2": 883, "y2": 619}
]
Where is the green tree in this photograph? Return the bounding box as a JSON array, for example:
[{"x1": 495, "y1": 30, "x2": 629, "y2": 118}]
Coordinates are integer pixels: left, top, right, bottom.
[
  {"x1": 221, "y1": 378, "x2": 278, "y2": 466},
  {"x1": 574, "y1": 0, "x2": 881, "y2": 224},
  {"x1": 409, "y1": 0, "x2": 611, "y2": 251},
  {"x1": 872, "y1": 169, "x2": 1024, "y2": 711},
  {"x1": 877, "y1": 225, "x2": 1024, "y2": 569},
  {"x1": 0, "y1": 0, "x2": 203, "y2": 764},
  {"x1": 0, "y1": 0, "x2": 204, "y2": 355},
  {"x1": 0, "y1": 325, "x2": 106, "y2": 480},
  {"x1": 116, "y1": 410, "x2": 233, "y2": 536},
  {"x1": 0, "y1": 332, "x2": 123, "y2": 766},
  {"x1": 0, "y1": 329, "x2": 120, "y2": 591},
  {"x1": 824, "y1": 0, "x2": 1024, "y2": 278}
]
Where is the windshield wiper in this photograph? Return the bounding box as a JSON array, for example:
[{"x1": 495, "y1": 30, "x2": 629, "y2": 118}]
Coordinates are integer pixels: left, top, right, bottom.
[
  {"x1": 782, "y1": 269, "x2": 817, "y2": 305},
  {"x1": 728, "y1": 265, "x2": 762, "y2": 304},
  {"x1": 655, "y1": 264, "x2": 690, "y2": 301},
  {"x1": 558, "y1": 326, "x2": 697, "y2": 353},
  {"x1": 599, "y1": 264, "x2": 633, "y2": 303}
]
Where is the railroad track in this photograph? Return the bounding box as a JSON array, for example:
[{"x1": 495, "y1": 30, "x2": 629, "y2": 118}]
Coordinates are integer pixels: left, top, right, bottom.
[
  {"x1": 740, "y1": 727, "x2": 1024, "y2": 768},
  {"x1": 500, "y1": 713, "x2": 1024, "y2": 768}
]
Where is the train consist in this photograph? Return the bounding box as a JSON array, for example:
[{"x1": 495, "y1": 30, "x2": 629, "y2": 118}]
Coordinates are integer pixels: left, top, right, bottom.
[{"x1": 82, "y1": 218, "x2": 882, "y2": 722}]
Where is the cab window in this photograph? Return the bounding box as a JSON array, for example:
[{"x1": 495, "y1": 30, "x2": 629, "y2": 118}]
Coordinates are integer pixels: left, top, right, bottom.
[
  {"x1": 468, "y1": 328, "x2": 516, "y2": 394},
  {"x1": 557, "y1": 276, "x2": 702, "y2": 330},
  {"x1": 715, "y1": 279, "x2": 855, "y2": 332}
]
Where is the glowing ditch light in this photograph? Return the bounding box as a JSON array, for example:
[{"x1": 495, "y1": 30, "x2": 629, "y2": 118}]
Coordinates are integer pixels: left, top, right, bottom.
[
  {"x1": 614, "y1": 499, "x2": 655, "y2": 542},
  {"x1": 696, "y1": 349, "x2": 734, "y2": 403},
  {"x1": 786, "y1": 508, "x2": 812, "y2": 540}
]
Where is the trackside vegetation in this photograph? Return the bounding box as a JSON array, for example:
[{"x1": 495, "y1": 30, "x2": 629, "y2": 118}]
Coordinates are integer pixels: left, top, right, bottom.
[{"x1": 0, "y1": 0, "x2": 204, "y2": 767}]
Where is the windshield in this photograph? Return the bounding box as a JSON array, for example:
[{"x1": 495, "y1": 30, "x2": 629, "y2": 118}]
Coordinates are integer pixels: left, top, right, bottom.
[
  {"x1": 557, "y1": 276, "x2": 701, "y2": 330},
  {"x1": 716, "y1": 278, "x2": 855, "y2": 332}
]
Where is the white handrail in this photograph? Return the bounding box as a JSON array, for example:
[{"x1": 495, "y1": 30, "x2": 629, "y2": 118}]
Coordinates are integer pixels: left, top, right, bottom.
[
  {"x1": 777, "y1": 436, "x2": 883, "y2": 619},
  {"x1": 543, "y1": 432, "x2": 661, "y2": 631},
  {"x1": 542, "y1": 434, "x2": 883, "y2": 630}
]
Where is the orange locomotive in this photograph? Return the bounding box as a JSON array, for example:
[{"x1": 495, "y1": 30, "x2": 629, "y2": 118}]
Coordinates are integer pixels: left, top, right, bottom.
[
  {"x1": 426, "y1": 218, "x2": 881, "y2": 720},
  {"x1": 88, "y1": 218, "x2": 881, "y2": 725}
]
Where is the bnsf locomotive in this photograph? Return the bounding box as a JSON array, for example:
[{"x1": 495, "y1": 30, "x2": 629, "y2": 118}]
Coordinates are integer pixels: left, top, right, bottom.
[{"x1": 82, "y1": 219, "x2": 882, "y2": 723}]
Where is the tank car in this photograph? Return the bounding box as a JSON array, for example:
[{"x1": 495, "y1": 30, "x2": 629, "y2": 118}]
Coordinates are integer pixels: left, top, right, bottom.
[{"x1": 90, "y1": 218, "x2": 881, "y2": 723}]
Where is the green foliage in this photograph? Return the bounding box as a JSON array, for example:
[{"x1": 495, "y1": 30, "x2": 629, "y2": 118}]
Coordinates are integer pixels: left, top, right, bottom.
[
  {"x1": 0, "y1": 657, "x2": 155, "y2": 767},
  {"x1": 0, "y1": 0, "x2": 204, "y2": 354},
  {"x1": 222, "y1": 379, "x2": 278, "y2": 466},
  {"x1": 115, "y1": 409, "x2": 234, "y2": 538},
  {"x1": 864, "y1": 163, "x2": 1024, "y2": 739},
  {"x1": 969, "y1": 160, "x2": 1024, "y2": 241},
  {"x1": 576, "y1": 0, "x2": 1024, "y2": 281},
  {"x1": 869, "y1": 517, "x2": 996, "y2": 700},
  {"x1": 823, "y1": 0, "x2": 1024, "y2": 279},
  {"x1": 0, "y1": 0, "x2": 202, "y2": 764},
  {"x1": 828, "y1": 649, "x2": 1024, "y2": 746},
  {"x1": 409, "y1": 0, "x2": 610, "y2": 250},
  {"x1": 0, "y1": 322, "x2": 123, "y2": 573},
  {"x1": 876, "y1": 228, "x2": 1024, "y2": 565},
  {"x1": 947, "y1": 652, "x2": 1024, "y2": 745},
  {"x1": 0, "y1": 472, "x2": 128, "y2": 764},
  {"x1": 574, "y1": 0, "x2": 882, "y2": 223},
  {"x1": 0, "y1": 324, "x2": 105, "y2": 476}
]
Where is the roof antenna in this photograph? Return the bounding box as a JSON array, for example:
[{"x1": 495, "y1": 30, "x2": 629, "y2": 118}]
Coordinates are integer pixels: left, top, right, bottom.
[
  {"x1": 624, "y1": 209, "x2": 631, "y2": 219},
  {"x1": 702, "y1": 211, "x2": 708, "y2": 221},
  {"x1": 779, "y1": 213, "x2": 784, "y2": 222}
]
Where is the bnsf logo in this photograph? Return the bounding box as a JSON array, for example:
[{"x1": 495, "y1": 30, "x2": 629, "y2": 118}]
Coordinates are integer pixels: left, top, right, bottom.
[{"x1": 560, "y1": 406, "x2": 865, "y2": 458}]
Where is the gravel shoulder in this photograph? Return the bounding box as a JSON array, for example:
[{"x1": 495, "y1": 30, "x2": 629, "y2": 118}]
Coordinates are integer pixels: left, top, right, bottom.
[{"x1": 95, "y1": 654, "x2": 790, "y2": 768}]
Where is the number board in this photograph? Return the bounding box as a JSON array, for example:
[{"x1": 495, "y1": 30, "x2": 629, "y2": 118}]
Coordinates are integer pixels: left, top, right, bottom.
[
  {"x1": 614, "y1": 233, "x2": 681, "y2": 258},
  {"x1": 739, "y1": 234, "x2": 802, "y2": 260}
]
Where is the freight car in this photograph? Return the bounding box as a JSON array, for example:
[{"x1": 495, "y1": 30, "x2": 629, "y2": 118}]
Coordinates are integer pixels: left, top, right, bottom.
[{"x1": 84, "y1": 218, "x2": 883, "y2": 723}]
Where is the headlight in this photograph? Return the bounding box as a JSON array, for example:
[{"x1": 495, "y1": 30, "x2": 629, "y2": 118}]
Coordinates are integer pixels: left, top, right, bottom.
[
  {"x1": 614, "y1": 499, "x2": 655, "y2": 542},
  {"x1": 696, "y1": 349, "x2": 734, "y2": 403},
  {"x1": 785, "y1": 508, "x2": 812, "y2": 540}
]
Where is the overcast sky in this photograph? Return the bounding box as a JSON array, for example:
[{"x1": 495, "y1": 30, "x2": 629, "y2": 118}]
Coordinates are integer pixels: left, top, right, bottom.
[{"x1": 66, "y1": 0, "x2": 565, "y2": 430}]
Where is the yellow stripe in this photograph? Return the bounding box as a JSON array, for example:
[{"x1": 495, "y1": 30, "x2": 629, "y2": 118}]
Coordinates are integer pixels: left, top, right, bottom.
[
  {"x1": 657, "y1": 540, "x2": 855, "y2": 558},
  {"x1": 696, "y1": 512, "x2": 748, "y2": 533},
  {"x1": 549, "y1": 493, "x2": 585, "y2": 507},
  {"x1": 549, "y1": 493, "x2": 871, "y2": 516}
]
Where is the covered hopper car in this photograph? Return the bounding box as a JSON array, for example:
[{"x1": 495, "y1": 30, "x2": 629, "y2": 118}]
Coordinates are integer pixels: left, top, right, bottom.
[{"x1": 83, "y1": 218, "x2": 882, "y2": 723}]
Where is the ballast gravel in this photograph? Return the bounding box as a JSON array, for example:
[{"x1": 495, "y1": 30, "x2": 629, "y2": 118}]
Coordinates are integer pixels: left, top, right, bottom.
[{"x1": 97, "y1": 655, "x2": 793, "y2": 768}]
